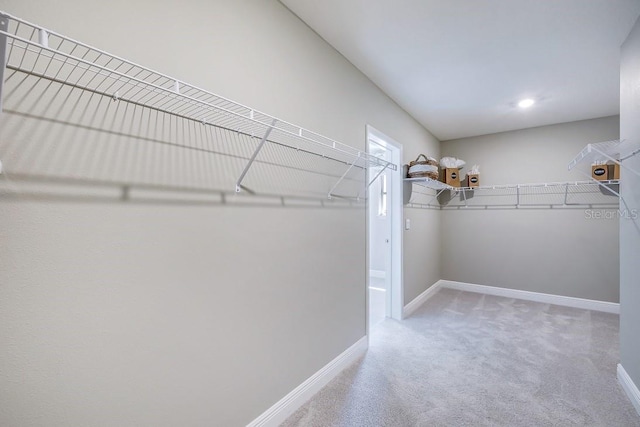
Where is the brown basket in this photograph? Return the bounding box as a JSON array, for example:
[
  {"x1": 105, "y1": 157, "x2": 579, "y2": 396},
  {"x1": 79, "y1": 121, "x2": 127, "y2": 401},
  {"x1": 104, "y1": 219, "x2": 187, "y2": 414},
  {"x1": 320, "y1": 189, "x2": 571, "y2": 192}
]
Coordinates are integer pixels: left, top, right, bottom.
[
  {"x1": 409, "y1": 170, "x2": 439, "y2": 180},
  {"x1": 409, "y1": 154, "x2": 438, "y2": 168},
  {"x1": 408, "y1": 154, "x2": 439, "y2": 179}
]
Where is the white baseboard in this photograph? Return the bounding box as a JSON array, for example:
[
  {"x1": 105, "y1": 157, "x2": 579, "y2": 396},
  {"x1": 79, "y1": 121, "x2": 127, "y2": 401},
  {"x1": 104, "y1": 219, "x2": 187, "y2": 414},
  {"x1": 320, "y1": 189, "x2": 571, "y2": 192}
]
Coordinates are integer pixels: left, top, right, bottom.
[
  {"x1": 369, "y1": 269, "x2": 386, "y2": 279},
  {"x1": 402, "y1": 279, "x2": 619, "y2": 321},
  {"x1": 246, "y1": 336, "x2": 368, "y2": 427},
  {"x1": 439, "y1": 280, "x2": 619, "y2": 314},
  {"x1": 403, "y1": 280, "x2": 444, "y2": 318},
  {"x1": 618, "y1": 364, "x2": 640, "y2": 416}
]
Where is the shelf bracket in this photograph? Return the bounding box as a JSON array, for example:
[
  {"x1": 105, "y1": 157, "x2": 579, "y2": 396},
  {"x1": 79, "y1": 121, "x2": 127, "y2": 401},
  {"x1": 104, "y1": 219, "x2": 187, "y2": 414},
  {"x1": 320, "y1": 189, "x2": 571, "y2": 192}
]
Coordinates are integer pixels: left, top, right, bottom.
[
  {"x1": 0, "y1": 14, "x2": 9, "y2": 115},
  {"x1": 328, "y1": 154, "x2": 360, "y2": 200},
  {"x1": 235, "y1": 119, "x2": 277, "y2": 193},
  {"x1": 366, "y1": 163, "x2": 389, "y2": 189},
  {"x1": 595, "y1": 180, "x2": 621, "y2": 198},
  {"x1": 563, "y1": 182, "x2": 569, "y2": 205},
  {"x1": 575, "y1": 169, "x2": 622, "y2": 199},
  {"x1": 356, "y1": 163, "x2": 390, "y2": 200},
  {"x1": 430, "y1": 188, "x2": 447, "y2": 207}
]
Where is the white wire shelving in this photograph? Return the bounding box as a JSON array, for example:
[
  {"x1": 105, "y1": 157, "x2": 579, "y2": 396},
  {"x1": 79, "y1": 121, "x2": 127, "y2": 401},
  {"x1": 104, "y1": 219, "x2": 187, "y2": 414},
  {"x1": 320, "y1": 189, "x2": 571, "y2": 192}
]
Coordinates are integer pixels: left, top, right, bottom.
[
  {"x1": 0, "y1": 11, "x2": 395, "y2": 200},
  {"x1": 405, "y1": 178, "x2": 620, "y2": 209},
  {"x1": 567, "y1": 139, "x2": 640, "y2": 202},
  {"x1": 568, "y1": 139, "x2": 640, "y2": 178},
  {"x1": 404, "y1": 176, "x2": 454, "y2": 191}
]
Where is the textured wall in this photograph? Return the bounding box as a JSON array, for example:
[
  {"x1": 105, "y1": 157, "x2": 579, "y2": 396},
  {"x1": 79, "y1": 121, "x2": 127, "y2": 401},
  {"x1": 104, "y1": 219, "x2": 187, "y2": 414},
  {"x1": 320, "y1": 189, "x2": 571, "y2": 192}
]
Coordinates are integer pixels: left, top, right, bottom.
[
  {"x1": 440, "y1": 117, "x2": 620, "y2": 302},
  {"x1": 0, "y1": 1, "x2": 439, "y2": 426}
]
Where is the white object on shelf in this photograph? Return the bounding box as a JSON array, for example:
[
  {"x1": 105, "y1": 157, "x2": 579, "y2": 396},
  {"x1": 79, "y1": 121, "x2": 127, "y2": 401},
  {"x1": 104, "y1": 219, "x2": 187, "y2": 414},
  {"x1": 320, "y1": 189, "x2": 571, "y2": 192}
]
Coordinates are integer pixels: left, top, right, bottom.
[
  {"x1": 0, "y1": 10, "x2": 396, "y2": 200},
  {"x1": 440, "y1": 157, "x2": 466, "y2": 169}
]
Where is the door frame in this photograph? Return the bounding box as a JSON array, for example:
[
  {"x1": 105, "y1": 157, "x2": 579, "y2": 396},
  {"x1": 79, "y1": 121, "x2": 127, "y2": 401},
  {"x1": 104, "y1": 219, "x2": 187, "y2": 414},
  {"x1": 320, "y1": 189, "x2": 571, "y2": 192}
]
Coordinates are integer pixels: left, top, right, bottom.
[{"x1": 366, "y1": 125, "x2": 403, "y2": 334}]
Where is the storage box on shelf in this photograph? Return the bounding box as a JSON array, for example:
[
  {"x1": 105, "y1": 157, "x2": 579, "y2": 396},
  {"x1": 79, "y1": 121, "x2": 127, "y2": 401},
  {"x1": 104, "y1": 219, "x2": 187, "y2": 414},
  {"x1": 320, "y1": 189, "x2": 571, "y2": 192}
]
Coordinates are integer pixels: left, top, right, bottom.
[
  {"x1": 568, "y1": 139, "x2": 639, "y2": 201},
  {"x1": 465, "y1": 174, "x2": 480, "y2": 188},
  {"x1": 610, "y1": 163, "x2": 620, "y2": 180},
  {"x1": 441, "y1": 168, "x2": 460, "y2": 187},
  {"x1": 590, "y1": 162, "x2": 621, "y2": 181},
  {"x1": 569, "y1": 139, "x2": 640, "y2": 180},
  {"x1": 592, "y1": 164, "x2": 610, "y2": 181}
]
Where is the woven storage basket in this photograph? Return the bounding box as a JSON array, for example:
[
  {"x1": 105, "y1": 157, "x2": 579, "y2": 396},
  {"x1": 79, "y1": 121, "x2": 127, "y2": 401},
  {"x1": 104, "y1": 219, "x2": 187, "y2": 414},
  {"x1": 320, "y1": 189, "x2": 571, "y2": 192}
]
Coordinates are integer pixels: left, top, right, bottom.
[{"x1": 408, "y1": 154, "x2": 439, "y2": 179}]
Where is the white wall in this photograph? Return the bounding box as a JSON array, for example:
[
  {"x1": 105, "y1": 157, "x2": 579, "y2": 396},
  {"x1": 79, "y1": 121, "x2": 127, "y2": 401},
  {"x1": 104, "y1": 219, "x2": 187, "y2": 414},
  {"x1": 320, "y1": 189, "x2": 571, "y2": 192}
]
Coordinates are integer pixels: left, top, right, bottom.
[
  {"x1": 0, "y1": 1, "x2": 440, "y2": 426},
  {"x1": 440, "y1": 116, "x2": 620, "y2": 302},
  {"x1": 620, "y1": 15, "x2": 640, "y2": 394},
  {"x1": 403, "y1": 207, "x2": 441, "y2": 304}
]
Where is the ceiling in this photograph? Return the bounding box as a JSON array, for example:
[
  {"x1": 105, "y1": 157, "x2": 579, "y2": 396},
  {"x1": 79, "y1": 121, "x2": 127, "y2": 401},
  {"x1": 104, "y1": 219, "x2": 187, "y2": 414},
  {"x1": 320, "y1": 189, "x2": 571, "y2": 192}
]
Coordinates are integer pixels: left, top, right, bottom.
[{"x1": 280, "y1": 0, "x2": 640, "y2": 140}]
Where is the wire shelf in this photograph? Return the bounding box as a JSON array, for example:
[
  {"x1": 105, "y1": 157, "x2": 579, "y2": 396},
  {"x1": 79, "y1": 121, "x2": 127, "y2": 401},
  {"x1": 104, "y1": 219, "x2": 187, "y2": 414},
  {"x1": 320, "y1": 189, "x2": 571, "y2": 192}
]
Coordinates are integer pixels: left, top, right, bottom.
[
  {"x1": 404, "y1": 177, "x2": 455, "y2": 191},
  {"x1": 0, "y1": 11, "x2": 395, "y2": 199},
  {"x1": 405, "y1": 179, "x2": 620, "y2": 209},
  {"x1": 568, "y1": 139, "x2": 640, "y2": 178}
]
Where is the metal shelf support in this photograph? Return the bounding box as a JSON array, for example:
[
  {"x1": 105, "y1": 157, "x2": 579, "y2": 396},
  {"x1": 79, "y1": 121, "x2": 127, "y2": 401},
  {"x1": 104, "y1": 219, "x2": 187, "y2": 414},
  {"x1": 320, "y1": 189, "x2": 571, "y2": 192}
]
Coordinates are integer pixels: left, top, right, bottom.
[
  {"x1": 355, "y1": 163, "x2": 390, "y2": 200},
  {"x1": 366, "y1": 164, "x2": 389, "y2": 189},
  {"x1": 328, "y1": 153, "x2": 360, "y2": 199},
  {"x1": 235, "y1": 119, "x2": 278, "y2": 193},
  {"x1": 574, "y1": 169, "x2": 622, "y2": 199}
]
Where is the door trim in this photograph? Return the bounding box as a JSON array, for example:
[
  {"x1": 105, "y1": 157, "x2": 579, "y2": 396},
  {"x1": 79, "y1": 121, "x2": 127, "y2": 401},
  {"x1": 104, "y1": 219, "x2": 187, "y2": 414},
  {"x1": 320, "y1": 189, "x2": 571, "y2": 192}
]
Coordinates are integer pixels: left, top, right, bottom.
[{"x1": 366, "y1": 125, "x2": 403, "y2": 330}]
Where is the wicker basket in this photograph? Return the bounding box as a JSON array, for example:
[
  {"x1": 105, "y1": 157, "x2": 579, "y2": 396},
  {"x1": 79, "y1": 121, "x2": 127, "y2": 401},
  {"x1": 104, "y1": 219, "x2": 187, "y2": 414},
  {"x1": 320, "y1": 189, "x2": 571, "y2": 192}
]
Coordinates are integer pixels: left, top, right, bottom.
[{"x1": 408, "y1": 154, "x2": 439, "y2": 179}]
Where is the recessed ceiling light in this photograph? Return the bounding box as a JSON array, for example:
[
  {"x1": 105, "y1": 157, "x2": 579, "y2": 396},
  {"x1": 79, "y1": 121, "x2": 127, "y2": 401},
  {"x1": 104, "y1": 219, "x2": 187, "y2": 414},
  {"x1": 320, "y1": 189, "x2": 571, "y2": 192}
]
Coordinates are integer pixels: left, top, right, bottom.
[{"x1": 518, "y1": 98, "x2": 535, "y2": 108}]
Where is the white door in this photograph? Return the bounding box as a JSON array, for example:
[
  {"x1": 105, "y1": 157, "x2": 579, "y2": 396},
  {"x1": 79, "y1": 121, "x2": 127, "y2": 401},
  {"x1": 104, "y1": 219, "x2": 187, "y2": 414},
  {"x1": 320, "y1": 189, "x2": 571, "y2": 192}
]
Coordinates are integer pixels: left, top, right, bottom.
[
  {"x1": 367, "y1": 126, "x2": 403, "y2": 330},
  {"x1": 368, "y1": 144, "x2": 392, "y2": 327}
]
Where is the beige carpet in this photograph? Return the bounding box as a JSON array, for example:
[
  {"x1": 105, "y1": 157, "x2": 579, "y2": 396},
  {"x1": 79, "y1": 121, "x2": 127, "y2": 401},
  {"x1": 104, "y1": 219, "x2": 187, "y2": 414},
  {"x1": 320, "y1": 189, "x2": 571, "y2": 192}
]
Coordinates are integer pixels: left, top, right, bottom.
[{"x1": 282, "y1": 288, "x2": 640, "y2": 426}]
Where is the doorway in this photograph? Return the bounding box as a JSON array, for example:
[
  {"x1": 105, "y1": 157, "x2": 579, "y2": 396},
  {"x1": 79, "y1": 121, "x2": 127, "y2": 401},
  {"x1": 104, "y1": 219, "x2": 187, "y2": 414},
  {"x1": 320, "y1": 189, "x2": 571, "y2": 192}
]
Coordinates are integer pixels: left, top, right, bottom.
[{"x1": 366, "y1": 125, "x2": 403, "y2": 331}]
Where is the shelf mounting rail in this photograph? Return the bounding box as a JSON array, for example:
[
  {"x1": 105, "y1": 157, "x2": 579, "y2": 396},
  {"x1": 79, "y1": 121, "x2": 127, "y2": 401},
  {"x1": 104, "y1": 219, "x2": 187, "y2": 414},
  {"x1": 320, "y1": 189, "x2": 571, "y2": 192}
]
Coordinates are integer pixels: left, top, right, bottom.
[{"x1": 0, "y1": 11, "x2": 396, "y2": 198}]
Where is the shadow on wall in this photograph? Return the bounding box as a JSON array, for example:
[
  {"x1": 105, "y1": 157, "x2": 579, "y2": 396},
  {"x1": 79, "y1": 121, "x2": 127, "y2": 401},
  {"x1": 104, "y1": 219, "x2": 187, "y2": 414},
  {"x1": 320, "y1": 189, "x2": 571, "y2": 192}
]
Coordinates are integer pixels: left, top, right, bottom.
[{"x1": 0, "y1": 70, "x2": 367, "y2": 210}]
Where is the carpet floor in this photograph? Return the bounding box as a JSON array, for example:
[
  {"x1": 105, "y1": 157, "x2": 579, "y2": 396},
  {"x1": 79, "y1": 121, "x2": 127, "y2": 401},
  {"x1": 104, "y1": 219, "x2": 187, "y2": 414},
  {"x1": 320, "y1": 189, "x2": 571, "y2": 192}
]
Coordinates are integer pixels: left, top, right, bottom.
[{"x1": 282, "y1": 288, "x2": 640, "y2": 426}]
